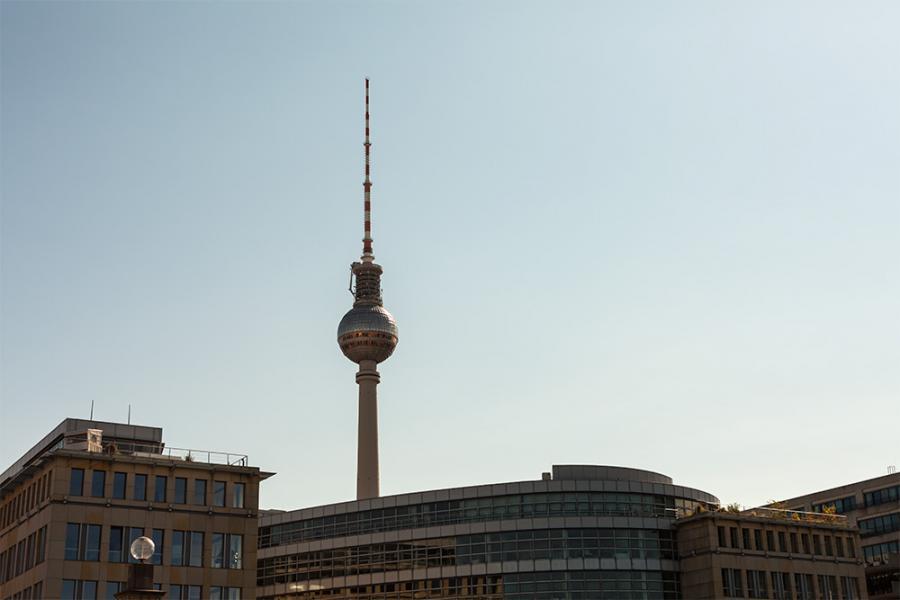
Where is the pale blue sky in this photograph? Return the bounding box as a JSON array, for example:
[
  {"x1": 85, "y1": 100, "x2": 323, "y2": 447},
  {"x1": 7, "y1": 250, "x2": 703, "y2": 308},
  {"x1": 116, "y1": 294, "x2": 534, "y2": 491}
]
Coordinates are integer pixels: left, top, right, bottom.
[{"x1": 2, "y1": 1, "x2": 898, "y2": 510}]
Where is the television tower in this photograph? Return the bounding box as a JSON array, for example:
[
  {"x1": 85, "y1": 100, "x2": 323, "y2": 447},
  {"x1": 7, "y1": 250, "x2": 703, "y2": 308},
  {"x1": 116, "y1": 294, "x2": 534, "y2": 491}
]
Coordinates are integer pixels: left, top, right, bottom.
[{"x1": 337, "y1": 79, "x2": 399, "y2": 500}]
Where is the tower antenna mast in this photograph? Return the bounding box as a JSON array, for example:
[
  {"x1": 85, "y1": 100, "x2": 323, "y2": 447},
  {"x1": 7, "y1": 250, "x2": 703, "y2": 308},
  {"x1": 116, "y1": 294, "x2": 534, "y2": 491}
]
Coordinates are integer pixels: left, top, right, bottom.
[{"x1": 337, "y1": 79, "x2": 399, "y2": 500}]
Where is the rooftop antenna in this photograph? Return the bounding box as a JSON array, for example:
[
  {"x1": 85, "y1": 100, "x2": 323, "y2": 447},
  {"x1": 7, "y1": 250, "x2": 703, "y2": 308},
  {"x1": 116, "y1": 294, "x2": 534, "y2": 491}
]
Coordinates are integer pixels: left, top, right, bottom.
[
  {"x1": 362, "y1": 77, "x2": 374, "y2": 263},
  {"x1": 90, "y1": 399, "x2": 94, "y2": 421},
  {"x1": 127, "y1": 404, "x2": 131, "y2": 425}
]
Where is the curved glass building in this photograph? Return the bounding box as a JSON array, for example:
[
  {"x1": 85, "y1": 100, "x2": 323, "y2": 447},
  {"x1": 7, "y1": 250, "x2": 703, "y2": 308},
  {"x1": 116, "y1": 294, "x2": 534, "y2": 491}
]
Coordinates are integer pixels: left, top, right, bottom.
[{"x1": 257, "y1": 465, "x2": 719, "y2": 599}]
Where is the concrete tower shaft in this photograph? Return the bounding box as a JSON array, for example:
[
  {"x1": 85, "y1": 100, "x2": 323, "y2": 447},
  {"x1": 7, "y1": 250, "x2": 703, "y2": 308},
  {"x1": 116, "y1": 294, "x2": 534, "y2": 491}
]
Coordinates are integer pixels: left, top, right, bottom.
[{"x1": 337, "y1": 79, "x2": 397, "y2": 500}]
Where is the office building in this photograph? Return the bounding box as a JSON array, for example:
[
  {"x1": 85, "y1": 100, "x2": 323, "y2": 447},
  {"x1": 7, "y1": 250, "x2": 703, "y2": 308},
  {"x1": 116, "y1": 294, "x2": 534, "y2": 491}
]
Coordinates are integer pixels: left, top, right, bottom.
[
  {"x1": 257, "y1": 465, "x2": 719, "y2": 599},
  {"x1": 777, "y1": 472, "x2": 900, "y2": 599},
  {"x1": 0, "y1": 418, "x2": 271, "y2": 600},
  {"x1": 676, "y1": 506, "x2": 865, "y2": 599}
]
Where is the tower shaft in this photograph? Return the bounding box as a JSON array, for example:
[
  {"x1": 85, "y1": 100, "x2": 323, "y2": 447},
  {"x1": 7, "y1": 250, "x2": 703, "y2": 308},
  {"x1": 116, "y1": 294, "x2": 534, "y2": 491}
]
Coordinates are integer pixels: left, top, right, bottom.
[{"x1": 356, "y1": 360, "x2": 380, "y2": 499}]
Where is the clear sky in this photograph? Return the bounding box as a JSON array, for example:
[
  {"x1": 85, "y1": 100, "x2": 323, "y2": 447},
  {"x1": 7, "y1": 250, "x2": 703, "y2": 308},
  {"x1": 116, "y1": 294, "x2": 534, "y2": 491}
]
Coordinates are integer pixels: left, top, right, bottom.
[{"x1": 2, "y1": 1, "x2": 898, "y2": 510}]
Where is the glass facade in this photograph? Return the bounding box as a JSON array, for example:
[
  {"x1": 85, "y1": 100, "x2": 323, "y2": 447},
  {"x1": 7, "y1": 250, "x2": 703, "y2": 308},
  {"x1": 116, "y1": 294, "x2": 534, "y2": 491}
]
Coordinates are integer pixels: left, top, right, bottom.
[
  {"x1": 258, "y1": 470, "x2": 717, "y2": 600},
  {"x1": 260, "y1": 492, "x2": 708, "y2": 547}
]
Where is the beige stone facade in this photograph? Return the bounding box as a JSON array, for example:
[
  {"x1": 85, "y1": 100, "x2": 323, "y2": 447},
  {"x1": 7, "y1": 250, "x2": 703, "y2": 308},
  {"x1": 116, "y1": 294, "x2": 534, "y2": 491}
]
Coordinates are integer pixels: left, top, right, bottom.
[
  {"x1": 676, "y1": 510, "x2": 867, "y2": 599},
  {"x1": 0, "y1": 419, "x2": 271, "y2": 600}
]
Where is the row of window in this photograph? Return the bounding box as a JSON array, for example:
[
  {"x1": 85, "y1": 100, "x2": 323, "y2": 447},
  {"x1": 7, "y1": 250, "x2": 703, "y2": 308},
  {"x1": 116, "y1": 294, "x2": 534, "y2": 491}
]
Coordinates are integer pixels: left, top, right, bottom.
[
  {"x1": 68, "y1": 468, "x2": 245, "y2": 508},
  {"x1": 721, "y1": 569, "x2": 859, "y2": 600},
  {"x1": 0, "y1": 471, "x2": 51, "y2": 530},
  {"x1": 63, "y1": 522, "x2": 242, "y2": 568},
  {"x1": 858, "y1": 512, "x2": 899, "y2": 538},
  {"x1": 260, "y1": 492, "x2": 711, "y2": 547},
  {"x1": 1, "y1": 580, "x2": 41, "y2": 600},
  {"x1": 862, "y1": 540, "x2": 899, "y2": 563},
  {"x1": 58, "y1": 579, "x2": 241, "y2": 600},
  {"x1": 716, "y1": 525, "x2": 856, "y2": 559},
  {"x1": 863, "y1": 484, "x2": 898, "y2": 508},
  {"x1": 811, "y1": 495, "x2": 856, "y2": 514},
  {"x1": 258, "y1": 529, "x2": 678, "y2": 587},
  {"x1": 258, "y1": 572, "x2": 679, "y2": 600},
  {"x1": 0, "y1": 527, "x2": 47, "y2": 584}
]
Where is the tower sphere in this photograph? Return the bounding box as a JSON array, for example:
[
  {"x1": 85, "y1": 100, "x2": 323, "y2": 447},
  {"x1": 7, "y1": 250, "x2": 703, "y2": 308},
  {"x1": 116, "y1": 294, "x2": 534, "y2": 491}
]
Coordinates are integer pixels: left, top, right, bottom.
[{"x1": 337, "y1": 305, "x2": 398, "y2": 364}]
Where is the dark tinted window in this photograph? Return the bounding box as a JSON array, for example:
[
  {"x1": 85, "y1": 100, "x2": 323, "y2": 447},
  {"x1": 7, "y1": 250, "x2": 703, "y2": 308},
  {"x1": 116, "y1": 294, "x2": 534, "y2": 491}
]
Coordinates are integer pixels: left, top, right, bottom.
[
  {"x1": 112, "y1": 473, "x2": 127, "y2": 499},
  {"x1": 91, "y1": 471, "x2": 106, "y2": 498},
  {"x1": 194, "y1": 480, "x2": 207, "y2": 505},
  {"x1": 175, "y1": 478, "x2": 187, "y2": 504},
  {"x1": 133, "y1": 474, "x2": 147, "y2": 501},
  {"x1": 69, "y1": 469, "x2": 84, "y2": 496},
  {"x1": 154, "y1": 476, "x2": 167, "y2": 503}
]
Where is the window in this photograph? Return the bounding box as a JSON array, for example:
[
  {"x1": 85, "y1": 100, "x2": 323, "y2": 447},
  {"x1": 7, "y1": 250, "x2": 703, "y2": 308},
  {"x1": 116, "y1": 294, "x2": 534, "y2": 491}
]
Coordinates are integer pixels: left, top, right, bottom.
[
  {"x1": 109, "y1": 526, "x2": 125, "y2": 562},
  {"x1": 62, "y1": 579, "x2": 98, "y2": 600},
  {"x1": 824, "y1": 535, "x2": 833, "y2": 556},
  {"x1": 794, "y1": 573, "x2": 813, "y2": 600},
  {"x1": 718, "y1": 526, "x2": 727, "y2": 547},
  {"x1": 812, "y1": 495, "x2": 856, "y2": 514},
  {"x1": 864, "y1": 484, "x2": 899, "y2": 507},
  {"x1": 154, "y1": 476, "x2": 167, "y2": 503},
  {"x1": 847, "y1": 536, "x2": 855, "y2": 558},
  {"x1": 841, "y1": 576, "x2": 860, "y2": 600},
  {"x1": 859, "y1": 512, "x2": 900, "y2": 538},
  {"x1": 778, "y1": 531, "x2": 787, "y2": 553},
  {"x1": 64, "y1": 523, "x2": 101, "y2": 561},
  {"x1": 169, "y1": 585, "x2": 202, "y2": 600},
  {"x1": 214, "y1": 481, "x2": 226, "y2": 507},
  {"x1": 747, "y1": 570, "x2": 767, "y2": 599},
  {"x1": 151, "y1": 529, "x2": 164, "y2": 565},
  {"x1": 104, "y1": 582, "x2": 123, "y2": 600},
  {"x1": 816, "y1": 575, "x2": 837, "y2": 600},
  {"x1": 174, "y1": 477, "x2": 187, "y2": 503},
  {"x1": 211, "y1": 533, "x2": 243, "y2": 569},
  {"x1": 771, "y1": 572, "x2": 792, "y2": 600},
  {"x1": 172, "y1": 530, "x2": 204, "y2": 567},
  {"x1": 742, "y1": 528, "x2": 751, "y2": 549},
  {"x1": 766, "y1": 530, "x2": 775, "y2": 551},
  {"x1": 232, "y1": 482, "x2": 245, "y2": 508},
  {"x1": 193, "y1": 479, "x2": 207, "y2": 505},
  {"x1": 835, "y1": 536, "x2": 844, "y2": 557},
  {"x1": 790, "y1": 532, "x2": 798, "y2": 553},
  {"x1": 753, "y1": 529, "x2": 763, "y2": 551},
  {"x1": 134, "y1": 474, "x2": 147, "y2": 500},
  {"x1": 90, "y1": 471, "x2": 106, "y2": 498},
  {"x1": 863, "y1": 540, "x2": 899, "y2": 563},
  {"x1": 722, "y1": 568, "x2": 743, "y2": 598},
  {"x1": 210, "y1": 588, "x2": 241, "y2": 600},
  {"x1": 730, "y1": 527, "x2": 739, "y2": 548},
  {"x1": 801, "y1": 533, "x2": 810, "y2": 554},
  {"x1": 813, "y1": 534, "x2": 821, "y2": 555},
  {"x1": 69, "y1": 468, "x2": 85, "y2": 496},
  {"x1": 112, "y1": 472, "x2": 127, "y2": 499}
]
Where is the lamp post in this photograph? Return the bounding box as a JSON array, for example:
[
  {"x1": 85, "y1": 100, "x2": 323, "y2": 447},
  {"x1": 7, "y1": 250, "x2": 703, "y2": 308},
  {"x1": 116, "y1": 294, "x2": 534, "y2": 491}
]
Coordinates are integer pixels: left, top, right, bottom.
[{"x1": 114, "y1": 537, "x2": 166, "y2": 600}]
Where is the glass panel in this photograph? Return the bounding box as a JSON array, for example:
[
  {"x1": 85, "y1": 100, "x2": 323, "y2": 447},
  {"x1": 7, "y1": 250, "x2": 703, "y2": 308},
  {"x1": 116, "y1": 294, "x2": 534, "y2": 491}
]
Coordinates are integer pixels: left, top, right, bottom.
[
  {"x1": 128, "y1": 527, "x2": 143, "y2": 564},
  {"x1": 170, "y1": 584, "x2": 182, "y2": 600},
  {"x1": 189, "y1": 532, "x2": 203, "y2": 567},
  {"x1": 151, "y1": 529, "x2": 164, "y2": 565},
  {"x1": 83, "y1": 580, "x2": 98, "y2": 600},
  {"x1": 227, "y1": 589, "x2": 240, "y2": 600},
  {"x1": 154, "y1": 476, "x2": 167, "y2": 503},
  {"x1": 174, "y1": 478, "x2": 187, "y2": 504},
  {"x1": 134, "y1": 474, "x2": 147, "y2": 501},
  {"x1": 172, "y1": 531, "x2": 184, "y2": 566},
  {"x1": 194, "y1": 480, "x2": 207, "y2": 505},
  {"x1": 213, "y1": 481, "x2": 226, "y2": 507},
  {"x1": 91, "y1": 471, "x2": 106, "y2": 498},
  {"x1": 229, "y1": 534, "x2": 242, "y2": 569},
  {"x1": 212, "y1": 533, "x2": 225, "y2": 568},
  {"x1": 187, "y1": 586, "x2": 201, "y2": 600},
  {"x1": 61, "y1": 580, "x2": 77, "y2": 600},
  {"x1": 232, "y1": 483, "x2": 245, "y2": 508},
  {"x1": 69, "y1": 469, "x2": 84, "y2": 496},
  {"x1": 109, "y1": 526, "x2": 123, "y2": 563},
  {"x1": 65, "y1": 523, "x2": 80, "y2": 560},
  {"x1": 112, "y1": 473, "x2": 127, "y2": 499},
  {"x1": 85, "y1": 525, "x2": 101, "y2": 561}
]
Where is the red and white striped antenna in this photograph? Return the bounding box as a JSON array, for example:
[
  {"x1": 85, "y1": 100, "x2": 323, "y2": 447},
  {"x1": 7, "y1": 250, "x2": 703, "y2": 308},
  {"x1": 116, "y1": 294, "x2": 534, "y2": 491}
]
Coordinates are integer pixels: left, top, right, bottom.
[{"x1": 362, "y1": 78, "x2": 374, "y2": 262}]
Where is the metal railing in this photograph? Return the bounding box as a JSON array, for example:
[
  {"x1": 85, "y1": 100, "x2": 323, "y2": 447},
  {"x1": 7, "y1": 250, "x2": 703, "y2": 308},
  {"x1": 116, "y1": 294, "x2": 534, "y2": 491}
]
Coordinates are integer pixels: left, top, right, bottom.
[{"x1": 56, "y1": 435, "x2": 249, "y2": 467}]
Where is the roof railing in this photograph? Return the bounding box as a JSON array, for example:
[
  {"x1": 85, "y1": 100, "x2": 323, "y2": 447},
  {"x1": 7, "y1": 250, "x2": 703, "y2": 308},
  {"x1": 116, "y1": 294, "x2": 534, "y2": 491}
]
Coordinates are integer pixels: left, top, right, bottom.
[{"x1": 55, "y1": 434, "x2": 249, "y2": 467}]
